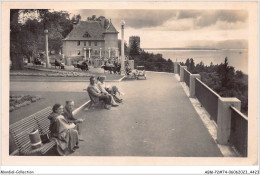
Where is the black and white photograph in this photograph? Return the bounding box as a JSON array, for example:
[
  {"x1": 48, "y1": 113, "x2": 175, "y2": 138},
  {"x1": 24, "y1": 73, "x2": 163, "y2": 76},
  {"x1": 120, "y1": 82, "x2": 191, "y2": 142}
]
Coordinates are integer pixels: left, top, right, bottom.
[{"x1": 1, "y1": 1, "x2": 258, "y2": 172}]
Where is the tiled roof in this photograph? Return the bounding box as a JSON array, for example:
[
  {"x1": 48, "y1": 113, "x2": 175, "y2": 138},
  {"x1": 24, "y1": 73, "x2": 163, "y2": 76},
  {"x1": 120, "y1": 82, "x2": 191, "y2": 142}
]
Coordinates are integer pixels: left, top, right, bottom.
[
  {"x1": 105, "y1": 23, "x2": 119, "y2": 34},
  {"x1": 64, "y1": 21, "x2": 106, "y2": 41}
]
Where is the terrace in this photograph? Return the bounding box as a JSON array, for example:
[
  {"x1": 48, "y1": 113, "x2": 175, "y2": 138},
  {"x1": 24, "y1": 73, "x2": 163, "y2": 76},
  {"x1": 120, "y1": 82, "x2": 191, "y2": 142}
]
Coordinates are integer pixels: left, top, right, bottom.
[{"x1": 9, "y1": 65, "x2": 246, "y2": 157}]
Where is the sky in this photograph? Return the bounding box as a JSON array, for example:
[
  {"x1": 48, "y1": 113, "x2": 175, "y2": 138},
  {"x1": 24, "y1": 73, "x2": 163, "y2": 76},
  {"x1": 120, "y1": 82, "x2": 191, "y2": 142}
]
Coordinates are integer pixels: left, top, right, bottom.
[{"x1": 67, "y1": 9, "x2": 248, "y2": 49}]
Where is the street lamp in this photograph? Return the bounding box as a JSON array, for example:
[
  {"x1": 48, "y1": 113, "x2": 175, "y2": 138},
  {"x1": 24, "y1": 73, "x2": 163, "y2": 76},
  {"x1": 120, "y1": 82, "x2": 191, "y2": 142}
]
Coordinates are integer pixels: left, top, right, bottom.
[
  {"x1": 44, "y1": 29, "x2": 50, "y2": 68},
  {"x1": 88, "y1": 48, "x2": 91, "y2": 63},
  {"x1": 120, "y1": 20, "x2": 125, "y2": 75},
  {"x1": 83, "y1": 48, "x2": 87, "y2": 61}
]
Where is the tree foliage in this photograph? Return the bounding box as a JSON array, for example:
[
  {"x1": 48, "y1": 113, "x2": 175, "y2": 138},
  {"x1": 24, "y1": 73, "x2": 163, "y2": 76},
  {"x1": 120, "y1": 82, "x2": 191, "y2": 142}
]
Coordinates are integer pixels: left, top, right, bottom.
[
  {"x1": 183, "y1": 57, "x2": 248, "y2": 115},
  {"x1": 132, "y1": 50, "x2": 174, "y2": 73},
  {"x1": 10, "y1": 9, "x2": 75, "y2": 69},
  {"x1": 129, "y1": 38, "x2": 139, "y2": 56}
]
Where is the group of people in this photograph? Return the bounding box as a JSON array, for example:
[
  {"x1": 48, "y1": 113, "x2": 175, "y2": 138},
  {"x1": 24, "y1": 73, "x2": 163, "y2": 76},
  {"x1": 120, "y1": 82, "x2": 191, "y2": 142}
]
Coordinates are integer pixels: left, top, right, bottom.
[
  {"x1": 87, "y1": 76, "x2": 123, "y2": 110},
  {"x1": 48, "y1": 76, "x2": 124, "y2": 155},
  {"x1": 48, "y1": 101, "x2": 84, "y2": 156}
]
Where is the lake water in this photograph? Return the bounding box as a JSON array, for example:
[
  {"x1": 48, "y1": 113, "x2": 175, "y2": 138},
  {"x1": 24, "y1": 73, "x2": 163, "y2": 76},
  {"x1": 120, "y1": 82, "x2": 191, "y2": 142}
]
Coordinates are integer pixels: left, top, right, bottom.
[{"x1": 144, "y1": 49, "x2": 248, "y2": 74}]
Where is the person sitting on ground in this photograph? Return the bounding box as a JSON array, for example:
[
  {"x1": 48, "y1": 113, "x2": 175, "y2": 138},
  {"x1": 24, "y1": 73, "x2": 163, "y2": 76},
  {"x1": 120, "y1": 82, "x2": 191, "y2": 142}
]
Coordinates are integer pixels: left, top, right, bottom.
[
  {"x1": 63, "y1": 101, "x2": 84, "y2": 141},
  {"x1": 87, "y1": 76, "x2": 116, "y2": 110},
  {"x1": 96, "y1": 76, "x2": 119, "y2": 105},
  {"x1": 48, "y1": 104, "x2": 79, "y2": 155},
  {"x1": 97, "y1": 76, "x2": 123, "y2": 103}
]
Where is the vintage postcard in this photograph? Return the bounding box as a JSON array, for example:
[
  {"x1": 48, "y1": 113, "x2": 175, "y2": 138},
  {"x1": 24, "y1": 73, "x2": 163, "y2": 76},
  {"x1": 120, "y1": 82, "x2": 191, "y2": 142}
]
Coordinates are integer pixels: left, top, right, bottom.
[{"x1": 1, "y1": 1, "x2": 258, "y2": 169}]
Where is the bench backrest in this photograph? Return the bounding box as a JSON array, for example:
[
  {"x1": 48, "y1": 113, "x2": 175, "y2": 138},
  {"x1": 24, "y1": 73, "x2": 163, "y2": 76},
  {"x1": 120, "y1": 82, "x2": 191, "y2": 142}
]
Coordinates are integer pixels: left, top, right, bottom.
[
  {"x1": 33, "y1": 107, "x2": 52, "y2": 135},
  {"x1": 9, "y1": 107, "x2": 52, "y2": 153},
  {"x1": 10, "y1": 115, "x2": 38, "y2": 154}
]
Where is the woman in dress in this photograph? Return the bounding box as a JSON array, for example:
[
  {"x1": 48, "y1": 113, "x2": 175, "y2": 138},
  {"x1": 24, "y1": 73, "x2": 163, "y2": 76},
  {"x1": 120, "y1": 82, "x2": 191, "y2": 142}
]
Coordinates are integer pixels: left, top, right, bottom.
[
  {"x1": 48, "y1": 104, "x2": 79, "y2": 155},
  {"x1": 97, "y1": 76, "x2": 123, "y2": 103}
]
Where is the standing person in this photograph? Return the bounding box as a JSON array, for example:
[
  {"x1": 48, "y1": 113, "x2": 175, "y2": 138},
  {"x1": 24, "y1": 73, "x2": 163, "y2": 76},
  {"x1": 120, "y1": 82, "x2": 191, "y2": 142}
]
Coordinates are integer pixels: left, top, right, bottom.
[
  {"x1": 48, "y1": 104, "x2": 79, "y2": 156},
  {"x1": 87, "y1": 76, "x2": 114, "y2": 110},
  {"x1": 63, "y1": 101, "x2": 84, "y2": 141}
]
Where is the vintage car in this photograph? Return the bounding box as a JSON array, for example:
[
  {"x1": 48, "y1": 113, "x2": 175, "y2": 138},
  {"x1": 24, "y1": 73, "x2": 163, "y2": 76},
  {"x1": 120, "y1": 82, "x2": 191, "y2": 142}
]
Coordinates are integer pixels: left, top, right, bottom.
[{"x1": 136, "y1": 66, "x2": 146, "y2": 80}]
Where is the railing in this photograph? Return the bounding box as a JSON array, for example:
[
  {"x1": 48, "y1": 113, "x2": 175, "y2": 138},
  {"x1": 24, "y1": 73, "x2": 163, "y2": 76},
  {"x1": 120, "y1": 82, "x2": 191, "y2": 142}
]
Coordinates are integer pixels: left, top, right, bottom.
[
  {"x1": 183, "y1": 68, "x2": 191, "y2": 87},
  {"x1": 174, "y1": 63, "x2": 248, "y2": 156},
  {"x1": 229, "y1": 106, "x2": 248, "y2": 157},
  {"x1": 195, "y1": 78, "x2": 220, "y2": 123}
]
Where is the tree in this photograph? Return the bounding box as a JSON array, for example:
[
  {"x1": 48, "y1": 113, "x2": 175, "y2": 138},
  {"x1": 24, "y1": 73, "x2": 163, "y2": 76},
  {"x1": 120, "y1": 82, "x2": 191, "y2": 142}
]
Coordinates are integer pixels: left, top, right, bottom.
[
  {"x1": 10, "y1": 10, "x2": 74, "y2": 69},
  {"x1": 71, "y1": 14, "x2": 81, "y2": 24},
  {"x1": 129, "y1": 38, "x2": 139, "y2": 56},
  {"x1": 190, "y1": 58, "x2": 195, "y2": 73},
  {"x1": 20, "y1": 19, "x2": 43, "y2": 63},
  {"x1": 10, "y1": 9, "x2": 24, "y2": 70},
  {"x1": 217, "y1": 57, "x2": 235, "y2": 88}
]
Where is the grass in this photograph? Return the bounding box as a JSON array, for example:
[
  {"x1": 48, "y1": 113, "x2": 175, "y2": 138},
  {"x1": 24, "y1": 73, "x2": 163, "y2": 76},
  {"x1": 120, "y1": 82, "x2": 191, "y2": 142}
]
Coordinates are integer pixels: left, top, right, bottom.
[{"x1": 10, "y1": 68, "x2": 124, "y2": 81}]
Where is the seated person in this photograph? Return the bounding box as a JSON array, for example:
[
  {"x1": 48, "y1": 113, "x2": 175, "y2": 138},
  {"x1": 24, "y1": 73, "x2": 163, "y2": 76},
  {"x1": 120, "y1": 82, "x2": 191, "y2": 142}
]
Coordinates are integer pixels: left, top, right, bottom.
[
  {"x1": 63, "y1": 101, "x2": 84, "y2": 141},
  {"x1": 97, "y1": 76, "x2": 123, "y2": 103},
  {"x1": 48, "y1": 104, "x2": 79, "y2": 155},
  {"x1": 96, "y1": 76, "x2": 119, "y2": 106},
  {"x1": 76, "y1": 61, "x2": 80, "y2": 67},
  {"x1": 87, "y1": 76, "x2": 114, "y2": 110}
]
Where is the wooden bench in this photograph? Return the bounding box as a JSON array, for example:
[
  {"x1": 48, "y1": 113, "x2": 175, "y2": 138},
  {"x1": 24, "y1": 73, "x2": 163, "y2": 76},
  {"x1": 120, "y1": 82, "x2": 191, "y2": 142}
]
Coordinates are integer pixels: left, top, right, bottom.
[
  {"x1": 50, "y1": 62, "x2": 65, "y2": 69},
  {"x1": 10, "y1": 107, "x2": 57, "y2": 156},
  {"x1": 84, "y1": 89, "x2": 105, "y2": 109},
  {"x1": 87, "y1": 94, "x2": 105, "y2": 109}
]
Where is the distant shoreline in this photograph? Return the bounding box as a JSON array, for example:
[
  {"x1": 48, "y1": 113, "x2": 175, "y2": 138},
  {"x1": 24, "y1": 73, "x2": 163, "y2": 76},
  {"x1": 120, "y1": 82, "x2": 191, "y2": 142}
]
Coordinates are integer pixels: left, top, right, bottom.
[{"x1": 143, "y1": 48, "x2": 247, "y2": 51}]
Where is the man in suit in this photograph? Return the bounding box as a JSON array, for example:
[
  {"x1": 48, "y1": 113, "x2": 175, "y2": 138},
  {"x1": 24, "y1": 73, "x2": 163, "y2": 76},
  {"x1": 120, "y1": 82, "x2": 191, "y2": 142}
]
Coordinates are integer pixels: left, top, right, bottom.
[
  {"x1": 87, "y1": 76, "x2": 113, "y2": 110},
  {"x1": 63, "y1": 101, "x2": 84, "y2": 141}
]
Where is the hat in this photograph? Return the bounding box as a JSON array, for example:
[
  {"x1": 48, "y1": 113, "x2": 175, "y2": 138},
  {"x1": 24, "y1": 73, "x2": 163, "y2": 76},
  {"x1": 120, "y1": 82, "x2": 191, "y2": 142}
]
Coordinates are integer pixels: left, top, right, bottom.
[{"x1": 29, "y1": 129, "x2": 42, "y2": 149}]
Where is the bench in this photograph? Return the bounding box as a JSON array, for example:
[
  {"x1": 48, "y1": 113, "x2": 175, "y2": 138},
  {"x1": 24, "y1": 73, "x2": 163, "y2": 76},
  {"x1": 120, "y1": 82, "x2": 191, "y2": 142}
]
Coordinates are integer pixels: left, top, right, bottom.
[
  {"x1": 87, "y1": 94, "x2": 105, "y2": 109},
  {"x1": 50, "y1": 62, "x2": 65, "y2": 69},
  {"x1": 10, "y1": 107, "x2": 57, "y2": 156},
  {"x1": 83, "y1": 89, "x2": 105, "y2": 109}
]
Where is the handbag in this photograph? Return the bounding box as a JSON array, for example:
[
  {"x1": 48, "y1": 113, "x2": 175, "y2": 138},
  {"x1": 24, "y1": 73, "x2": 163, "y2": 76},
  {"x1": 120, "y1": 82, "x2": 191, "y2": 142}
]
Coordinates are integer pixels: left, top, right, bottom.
[{"x1": 40, "y1": 133, "x2": 51, "y2": 144}]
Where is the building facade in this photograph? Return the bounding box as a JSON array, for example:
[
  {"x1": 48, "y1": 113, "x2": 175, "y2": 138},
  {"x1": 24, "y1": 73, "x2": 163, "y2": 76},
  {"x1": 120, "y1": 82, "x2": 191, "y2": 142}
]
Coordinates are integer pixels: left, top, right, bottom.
[{"x1": 62, "y1": 18, "x2": 119, "y2": 65}]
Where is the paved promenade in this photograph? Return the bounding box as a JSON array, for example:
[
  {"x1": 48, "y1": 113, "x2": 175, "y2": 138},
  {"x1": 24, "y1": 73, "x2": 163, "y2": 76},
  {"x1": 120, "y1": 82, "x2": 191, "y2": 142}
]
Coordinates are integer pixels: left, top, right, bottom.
[
  {"x1": 10, "y1": 71, "x2": 222, "y2": 156},
  {"x1": 72, "y1": 72, "x2": 223, "y2": 157}
]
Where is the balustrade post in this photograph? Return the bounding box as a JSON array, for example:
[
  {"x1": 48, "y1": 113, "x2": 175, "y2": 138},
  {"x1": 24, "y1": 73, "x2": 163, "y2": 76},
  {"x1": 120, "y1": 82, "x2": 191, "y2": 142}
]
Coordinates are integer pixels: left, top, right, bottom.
[
  {"x1": 217, "y1": 97, "x2": 241, "y2": 145},
  {"x1": 173, "y1": 62, "x2": 179, "y2": 74},
  {"x1": 180, "y1": 66, "x2": 187, "y2": 82},
  {"x1": 189, "y1": 74, "x2": 201, "y2": 98}
]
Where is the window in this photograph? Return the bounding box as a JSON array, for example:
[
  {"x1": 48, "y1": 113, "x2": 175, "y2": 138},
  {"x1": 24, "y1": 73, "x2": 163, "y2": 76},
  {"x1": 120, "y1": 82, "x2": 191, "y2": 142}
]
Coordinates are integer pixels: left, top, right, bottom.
[
  {"x1": 77, "y1": 41, "x2": 80, "y2": 46},
  {"x1": 83, "y1": 32, "x2": 91, "y2": 38},
  {"x1": 89, "y1": 41, "x2": 91, "y2": 46},
  {"x1": 95, "y1": 50, "x2": 98, "y2": 55},
  {"x1": 95, "y1": 41, "x2": 97, "y2": 46},
  {"x1": 77, "y1": 50, "x2": 81, "y2": 55},
  {"x1": 84, "y1": 41, "x2": 86, "y2": 46}
]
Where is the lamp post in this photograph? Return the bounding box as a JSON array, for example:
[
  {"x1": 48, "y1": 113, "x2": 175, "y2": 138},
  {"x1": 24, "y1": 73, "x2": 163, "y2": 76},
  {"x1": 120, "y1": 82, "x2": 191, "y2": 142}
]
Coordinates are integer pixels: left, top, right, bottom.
[
  {"x1": 83, "y1": 48, "x2": 87, "y2": 61},
  {"x1": 120, "y1": 20, "x2": 125, "y2": 75},
  {"x1": 44, "y1": 29, "x2": 50, "y2": 68},
  {"x1": 88, "y1": 48, "x2": 91, "y2": 64},
  {"x1": 116, "y1": 48, "x2": 119, "y2": 62},
  {"x1": 108, "y1": 47, "x2": 110, "y2": 58},
  {"x1": 100, "y1": 48, "x2": 102, "y2": 59}
]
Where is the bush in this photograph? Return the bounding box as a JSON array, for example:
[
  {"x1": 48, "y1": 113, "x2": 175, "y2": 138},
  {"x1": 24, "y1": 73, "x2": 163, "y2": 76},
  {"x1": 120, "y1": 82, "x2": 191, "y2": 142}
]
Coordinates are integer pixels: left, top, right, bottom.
[
  {"x1": 185, "y1": 58, "x2": 248, "y2": 115},
  {"x1": 9, "y1": 94, "x2": 42, "y2": 112}
]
